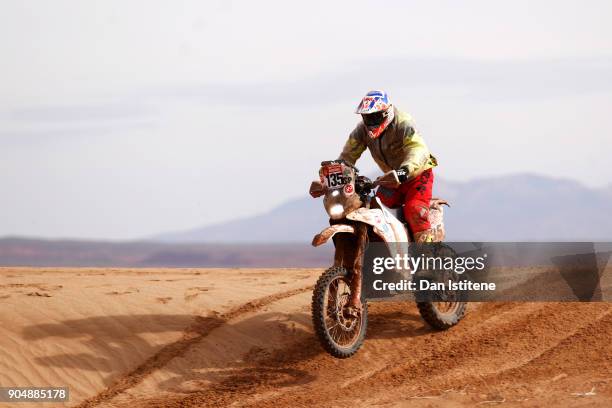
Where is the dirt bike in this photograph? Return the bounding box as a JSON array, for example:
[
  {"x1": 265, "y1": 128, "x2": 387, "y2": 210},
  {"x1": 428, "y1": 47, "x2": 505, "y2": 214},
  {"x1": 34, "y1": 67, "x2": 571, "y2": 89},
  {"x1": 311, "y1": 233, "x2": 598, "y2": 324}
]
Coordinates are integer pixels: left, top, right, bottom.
[{"x1": 309, "y1": 160, "x2": 467, "y2": 358}]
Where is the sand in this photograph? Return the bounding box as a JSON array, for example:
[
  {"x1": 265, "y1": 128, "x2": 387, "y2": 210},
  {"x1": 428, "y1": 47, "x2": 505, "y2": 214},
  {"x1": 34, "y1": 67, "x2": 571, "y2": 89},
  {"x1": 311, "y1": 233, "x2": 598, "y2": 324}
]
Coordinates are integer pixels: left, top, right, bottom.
[{"x1": 0, "y1": 267, "x2": 610, "y2": 407}]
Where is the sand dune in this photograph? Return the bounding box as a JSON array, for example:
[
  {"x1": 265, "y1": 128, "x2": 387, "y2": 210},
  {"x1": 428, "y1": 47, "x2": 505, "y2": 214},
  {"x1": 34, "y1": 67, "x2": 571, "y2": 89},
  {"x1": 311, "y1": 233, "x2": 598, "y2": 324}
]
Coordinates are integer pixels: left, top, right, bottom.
[{"x1": 0, "y1": 267, "x2": 610, "y2": 407}]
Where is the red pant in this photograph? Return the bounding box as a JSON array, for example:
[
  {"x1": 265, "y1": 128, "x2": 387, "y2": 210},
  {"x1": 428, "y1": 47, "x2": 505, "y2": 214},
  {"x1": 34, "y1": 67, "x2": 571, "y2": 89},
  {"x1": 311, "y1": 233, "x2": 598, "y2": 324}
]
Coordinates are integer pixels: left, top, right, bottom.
[{"x1": 376, "y1": 169, "x2": 433, "y2": 233}]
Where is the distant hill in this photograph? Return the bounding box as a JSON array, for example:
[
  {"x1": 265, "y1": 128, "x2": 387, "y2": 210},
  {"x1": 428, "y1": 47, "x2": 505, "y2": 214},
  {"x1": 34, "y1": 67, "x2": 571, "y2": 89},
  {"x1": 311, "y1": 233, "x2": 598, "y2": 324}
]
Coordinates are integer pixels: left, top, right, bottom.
[
  {"x1": 0, "y1": 238, "x2": 331, "y2": 268},
  {"x1": 156, "y1": 196, "x2": 323, "y2": 243},
  {"x1": 156, "y1": 173, "x2": 612, "y2": 242}
]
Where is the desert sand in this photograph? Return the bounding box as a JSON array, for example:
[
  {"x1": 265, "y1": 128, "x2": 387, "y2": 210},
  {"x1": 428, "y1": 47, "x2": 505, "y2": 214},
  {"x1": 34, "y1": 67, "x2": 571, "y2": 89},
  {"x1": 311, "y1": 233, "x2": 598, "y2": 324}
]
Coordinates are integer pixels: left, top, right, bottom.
[{"x1": 0, "y1": 267, "x2": 610, "y2": 407}]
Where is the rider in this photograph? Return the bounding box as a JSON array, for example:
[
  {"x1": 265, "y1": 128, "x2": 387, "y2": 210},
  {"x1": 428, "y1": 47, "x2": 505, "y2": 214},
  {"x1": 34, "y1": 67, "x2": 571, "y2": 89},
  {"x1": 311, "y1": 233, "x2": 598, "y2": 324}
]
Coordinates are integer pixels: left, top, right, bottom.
[{"x1": 338, "y1": 90, "x2": 438, "y2": 242}]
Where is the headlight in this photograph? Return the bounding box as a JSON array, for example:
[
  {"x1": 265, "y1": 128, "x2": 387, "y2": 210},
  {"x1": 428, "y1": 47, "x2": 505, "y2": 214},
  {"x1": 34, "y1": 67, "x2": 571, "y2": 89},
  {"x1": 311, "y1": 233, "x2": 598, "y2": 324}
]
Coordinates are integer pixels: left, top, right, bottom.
[{"x1": 328, "y1": 203, "x2": 344, "y2": 218}]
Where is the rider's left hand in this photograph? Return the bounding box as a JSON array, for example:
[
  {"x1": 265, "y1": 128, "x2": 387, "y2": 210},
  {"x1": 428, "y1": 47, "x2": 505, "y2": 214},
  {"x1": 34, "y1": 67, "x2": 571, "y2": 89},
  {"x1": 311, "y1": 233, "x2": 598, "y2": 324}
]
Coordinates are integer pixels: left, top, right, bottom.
[
  {"x1": 375, "y1": 169, "x2": 402, "y2": 188},
  {"x1": 395, "y1": 167, "x2": 410, "y2": 183}
]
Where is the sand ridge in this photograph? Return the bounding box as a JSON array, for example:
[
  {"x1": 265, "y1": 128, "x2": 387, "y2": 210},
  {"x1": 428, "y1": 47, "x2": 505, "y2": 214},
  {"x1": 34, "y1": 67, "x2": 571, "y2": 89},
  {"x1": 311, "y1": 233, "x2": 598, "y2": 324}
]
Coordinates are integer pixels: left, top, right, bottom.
[{"x1": 0, "y1": 267, "x2": 610, "y2": 407}]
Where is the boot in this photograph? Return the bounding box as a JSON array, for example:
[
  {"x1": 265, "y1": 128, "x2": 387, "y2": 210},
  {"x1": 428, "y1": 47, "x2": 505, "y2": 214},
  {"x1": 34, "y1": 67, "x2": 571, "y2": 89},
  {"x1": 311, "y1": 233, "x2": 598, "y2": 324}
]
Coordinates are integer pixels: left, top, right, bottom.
[{"x1": 344, "y1": 273, "x2": 363, "y2": 318}]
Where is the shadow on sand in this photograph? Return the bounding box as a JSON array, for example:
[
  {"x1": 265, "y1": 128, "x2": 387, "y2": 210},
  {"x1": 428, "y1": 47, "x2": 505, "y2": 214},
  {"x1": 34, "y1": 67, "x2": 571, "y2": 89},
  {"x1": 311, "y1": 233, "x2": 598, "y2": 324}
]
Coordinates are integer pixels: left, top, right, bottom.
[{"x1": 22, "y1": 301, "x2": 432, "y2": 402}]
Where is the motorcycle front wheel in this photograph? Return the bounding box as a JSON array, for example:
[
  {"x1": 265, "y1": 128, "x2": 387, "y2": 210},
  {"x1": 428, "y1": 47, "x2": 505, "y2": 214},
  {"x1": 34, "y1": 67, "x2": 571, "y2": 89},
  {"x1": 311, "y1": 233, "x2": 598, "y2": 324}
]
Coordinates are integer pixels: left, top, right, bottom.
[{"x1": 311, "y1": 266, "x2": 368, "y2": 358}]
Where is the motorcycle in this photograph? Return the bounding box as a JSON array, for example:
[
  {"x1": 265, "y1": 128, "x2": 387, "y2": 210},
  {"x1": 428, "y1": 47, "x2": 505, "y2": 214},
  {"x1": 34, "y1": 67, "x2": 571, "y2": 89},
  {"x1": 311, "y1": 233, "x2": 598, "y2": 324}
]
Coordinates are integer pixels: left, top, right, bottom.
[{"x1": 309, "y1": 159, "x2": 467, "y2": 358}]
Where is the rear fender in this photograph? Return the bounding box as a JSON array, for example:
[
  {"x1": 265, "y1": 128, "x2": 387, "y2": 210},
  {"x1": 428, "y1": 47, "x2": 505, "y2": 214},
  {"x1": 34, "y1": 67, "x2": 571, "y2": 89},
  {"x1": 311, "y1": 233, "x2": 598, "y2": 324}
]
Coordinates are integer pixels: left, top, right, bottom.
[{"x1": 428, "y1": 197, "x2": 449, "y2": 241}]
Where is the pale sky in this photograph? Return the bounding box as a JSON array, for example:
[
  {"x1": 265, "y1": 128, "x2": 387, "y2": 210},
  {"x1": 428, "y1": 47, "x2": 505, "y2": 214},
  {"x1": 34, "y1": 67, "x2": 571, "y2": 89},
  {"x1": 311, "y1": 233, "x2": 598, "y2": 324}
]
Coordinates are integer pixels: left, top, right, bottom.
[{"x1": 1, "y1": 0, "x2": 612, "y2": 239}]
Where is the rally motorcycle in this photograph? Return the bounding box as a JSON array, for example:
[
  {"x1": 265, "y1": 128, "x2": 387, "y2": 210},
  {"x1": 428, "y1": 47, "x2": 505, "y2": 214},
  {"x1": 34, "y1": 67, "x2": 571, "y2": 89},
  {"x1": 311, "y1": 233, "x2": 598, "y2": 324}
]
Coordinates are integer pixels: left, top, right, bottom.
[{"x1": 309, "y1": 160, "x2": 467, "y2": 358}]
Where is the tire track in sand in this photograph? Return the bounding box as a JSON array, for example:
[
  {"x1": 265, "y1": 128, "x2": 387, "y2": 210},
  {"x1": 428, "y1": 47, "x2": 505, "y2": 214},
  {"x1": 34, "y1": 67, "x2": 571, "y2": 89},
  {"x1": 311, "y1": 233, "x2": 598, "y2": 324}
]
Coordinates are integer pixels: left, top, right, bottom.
[
  {"x1": 76, "y1": 285, "x2": 313, "y2": 408},
  {"x1": 83, "y1": 298, "x2": 612, "y2": 408},
  {"x1": 131, "y1": 302, "x2": 524, "y2": 408},
  {"x1": 310, "y1": 303, "x2": 612, "y2": 408},
  {"x1": 172, "y1": 302, "x2": 610, "y2": 408}
]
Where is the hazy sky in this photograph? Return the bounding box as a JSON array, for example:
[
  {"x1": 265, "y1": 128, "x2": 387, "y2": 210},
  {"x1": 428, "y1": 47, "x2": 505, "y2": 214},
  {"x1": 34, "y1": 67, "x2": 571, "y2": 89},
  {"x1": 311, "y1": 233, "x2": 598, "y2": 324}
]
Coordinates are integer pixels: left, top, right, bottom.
[{"x1": 1, "y1": 0, "x2": 612, "y2": 239}]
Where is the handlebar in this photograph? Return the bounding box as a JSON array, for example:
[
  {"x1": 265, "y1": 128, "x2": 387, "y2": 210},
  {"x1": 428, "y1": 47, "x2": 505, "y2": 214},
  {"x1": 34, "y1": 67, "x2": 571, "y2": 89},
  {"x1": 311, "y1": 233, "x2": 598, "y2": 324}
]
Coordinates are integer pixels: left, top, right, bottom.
[{"x1": 309, "y1": 170, "x2": 400, "y2": 198}]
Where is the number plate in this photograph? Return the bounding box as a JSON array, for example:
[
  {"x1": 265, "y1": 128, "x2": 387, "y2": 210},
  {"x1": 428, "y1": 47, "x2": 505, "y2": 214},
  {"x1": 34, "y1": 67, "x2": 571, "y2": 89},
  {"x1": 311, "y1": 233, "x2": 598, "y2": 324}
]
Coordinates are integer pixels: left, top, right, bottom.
[{"x1": 321, "y1": 164, "x2": 346, "y2": 189}]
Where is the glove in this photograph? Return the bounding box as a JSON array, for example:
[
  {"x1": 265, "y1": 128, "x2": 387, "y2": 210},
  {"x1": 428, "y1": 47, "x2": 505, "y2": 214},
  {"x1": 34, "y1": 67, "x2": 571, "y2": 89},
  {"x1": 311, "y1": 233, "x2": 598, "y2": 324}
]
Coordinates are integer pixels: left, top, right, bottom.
[
  {"x1": 395, "y1": 166, "x2": 410, "y2": 183},
  {"x1": 375, "y1": 170, "x2": 400, "y2": 188}
]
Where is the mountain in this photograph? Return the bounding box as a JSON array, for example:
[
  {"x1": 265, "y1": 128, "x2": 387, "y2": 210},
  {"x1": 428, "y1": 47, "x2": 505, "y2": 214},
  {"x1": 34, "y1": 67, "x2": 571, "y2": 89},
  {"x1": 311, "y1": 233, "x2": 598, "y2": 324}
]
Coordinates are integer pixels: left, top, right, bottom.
[
  {"x1": 437, "y1": 174, "x2": 612, "y2": 241},
  {"x1": 3, "y1": 174, "x2": 610, "y2": 267},
  {"x1": 156, "y1": 173, "x2": 612, "y2": 242}
]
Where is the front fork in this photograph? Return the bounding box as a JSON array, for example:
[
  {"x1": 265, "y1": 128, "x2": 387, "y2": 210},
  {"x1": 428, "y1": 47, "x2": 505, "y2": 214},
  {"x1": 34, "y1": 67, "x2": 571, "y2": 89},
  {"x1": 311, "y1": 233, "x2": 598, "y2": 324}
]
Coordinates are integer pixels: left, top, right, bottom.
[{"x1": 333, "y1": 223, "x2": 368, "y2": 311}]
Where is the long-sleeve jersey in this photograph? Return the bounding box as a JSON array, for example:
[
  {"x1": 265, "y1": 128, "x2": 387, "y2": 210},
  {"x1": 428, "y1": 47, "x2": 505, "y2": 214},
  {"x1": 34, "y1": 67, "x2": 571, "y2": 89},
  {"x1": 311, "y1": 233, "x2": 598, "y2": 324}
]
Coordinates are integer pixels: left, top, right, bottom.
[{"x1": 338, "y1": 107, "x2": 437, "y2": 179}]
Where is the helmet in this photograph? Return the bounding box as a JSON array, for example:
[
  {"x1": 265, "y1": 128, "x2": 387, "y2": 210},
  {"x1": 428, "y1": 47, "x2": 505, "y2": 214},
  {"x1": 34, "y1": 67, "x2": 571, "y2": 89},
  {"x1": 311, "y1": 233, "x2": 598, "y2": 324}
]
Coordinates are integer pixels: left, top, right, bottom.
[{"x1": 355, "y1": 90, "x2": 394, "y2": 139}]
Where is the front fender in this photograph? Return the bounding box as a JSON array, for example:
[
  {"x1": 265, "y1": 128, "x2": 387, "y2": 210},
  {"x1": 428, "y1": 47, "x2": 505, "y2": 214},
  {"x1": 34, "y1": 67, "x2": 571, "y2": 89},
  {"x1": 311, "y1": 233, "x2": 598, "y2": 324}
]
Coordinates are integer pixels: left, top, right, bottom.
[
  {"x1": 346, "y1": 206, "x2": 409, "y2": 260},
  {"x1": 346, "y1": 207, "x2": 408, "y2": 243},
  {"x1": 312, "y1": 224, "x2": 355, "y2": 247}
]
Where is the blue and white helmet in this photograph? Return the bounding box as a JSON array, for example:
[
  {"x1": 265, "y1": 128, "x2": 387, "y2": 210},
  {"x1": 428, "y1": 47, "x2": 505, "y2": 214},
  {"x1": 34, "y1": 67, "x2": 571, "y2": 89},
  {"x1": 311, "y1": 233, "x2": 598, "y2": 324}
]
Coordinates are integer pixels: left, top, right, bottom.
[
  {"x1": 355, "y1": 90, "x2": 395, "y2": 139},
  {"x1": 355, "y1": 90, "x2": 392, "y2": 114}
]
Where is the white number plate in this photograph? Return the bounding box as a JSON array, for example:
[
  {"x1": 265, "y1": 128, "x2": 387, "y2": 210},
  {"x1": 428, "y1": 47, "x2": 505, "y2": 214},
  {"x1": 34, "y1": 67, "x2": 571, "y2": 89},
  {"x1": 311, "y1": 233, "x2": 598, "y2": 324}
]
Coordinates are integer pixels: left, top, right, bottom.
[{"x1": 322, "y1": 164, "x2": 346, "y2": 189}]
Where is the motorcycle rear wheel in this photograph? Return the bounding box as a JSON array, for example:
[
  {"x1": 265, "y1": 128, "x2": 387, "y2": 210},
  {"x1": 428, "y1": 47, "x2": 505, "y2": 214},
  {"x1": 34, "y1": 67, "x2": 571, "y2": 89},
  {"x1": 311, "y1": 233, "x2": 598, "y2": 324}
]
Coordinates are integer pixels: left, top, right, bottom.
[
  {"x1": 416, "y1": 300, "x2": 466, "y2": 330},
  {"x1": 415, "y1": 243, "x2": 467, "y2": 330},
  {"x1": 311, "y1": 266, "x2": 368, "y2": 358}
]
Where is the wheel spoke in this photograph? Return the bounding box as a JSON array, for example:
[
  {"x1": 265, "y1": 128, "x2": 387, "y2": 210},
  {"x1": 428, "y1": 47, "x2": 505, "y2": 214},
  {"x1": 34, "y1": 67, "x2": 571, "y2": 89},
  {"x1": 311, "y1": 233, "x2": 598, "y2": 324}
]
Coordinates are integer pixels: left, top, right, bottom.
[{"x1": 319, "y1": 275, "x2": 363, "y2": 348}]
